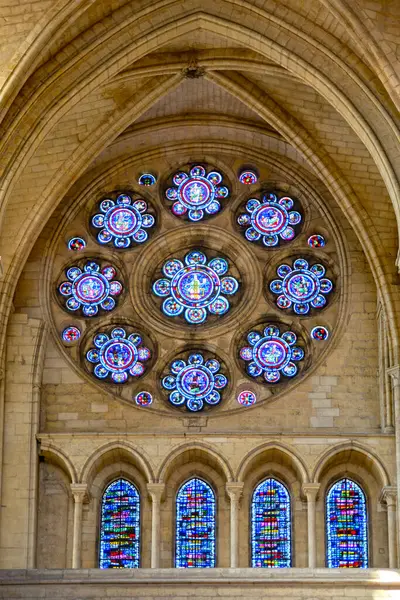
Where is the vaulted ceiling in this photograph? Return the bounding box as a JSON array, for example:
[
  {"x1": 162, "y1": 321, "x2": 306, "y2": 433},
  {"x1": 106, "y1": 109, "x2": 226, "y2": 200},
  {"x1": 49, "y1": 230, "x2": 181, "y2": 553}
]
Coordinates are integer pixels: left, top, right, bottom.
[{"x1": 0, "y1": 0, "x2": 399, "y2": 356}]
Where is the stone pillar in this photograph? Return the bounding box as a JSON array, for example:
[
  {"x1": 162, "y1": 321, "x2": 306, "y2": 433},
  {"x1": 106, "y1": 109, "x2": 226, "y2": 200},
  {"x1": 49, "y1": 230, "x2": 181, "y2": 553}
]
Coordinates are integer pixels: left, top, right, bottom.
[
  {"x1": 226, "y1": 483, "x2": 244, "y2": 568},
  {"x1": 147, "y1": 483, "x2": 165, "y2": 568},
  {"x1": 302, "y1": 484, "x2": 320, "y2": 568},
  {"x1": 377, "y1": 305, "x2": 394, "y2": 432},
  {"x1": 0, "y1": 315, "x2": 46, "y2": 569},
  {"x1": 387, "y1": 366, "x2": 400, "y2": 566},
  {"x1": 70, "y1": 484, "x2": 88, "y2": 569},
  {"x1": 381, "y1": 486, "x2": 397, "y2": 568}
]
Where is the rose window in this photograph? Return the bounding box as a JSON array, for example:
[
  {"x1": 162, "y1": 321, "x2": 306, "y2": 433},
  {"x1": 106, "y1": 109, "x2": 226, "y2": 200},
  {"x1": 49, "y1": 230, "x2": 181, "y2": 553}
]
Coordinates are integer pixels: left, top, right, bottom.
[
  {"x1": 58, "y1": 260, "x2": 123, "y2": 317},
  {"x1": 86, "y1": 327, "x2": 151, "y2": 383},
  {"x1": 152, "y1": 250, "x2": 239, "y2": 324},
  {"x1": 162, "y1": 352, "x2": 227, "y2": 412},
  {"x1": 164, "y1": 165, "x2": 229, "y2": 221},
  {"x1": 237, "y1": 192, "x2": 302, "y2": 247},
  {"x1": 51, "y1": 160, "x2": 339, "y2": 411},
  {"x1": 91, "y1": 193, "x2": 155, "y2": 248},
  {"x1": 240, "y1": 325, "x2": 304, "y2": 383},
  {"x1": 269, "y1": 258, "x2": 333, "y2": 315}
]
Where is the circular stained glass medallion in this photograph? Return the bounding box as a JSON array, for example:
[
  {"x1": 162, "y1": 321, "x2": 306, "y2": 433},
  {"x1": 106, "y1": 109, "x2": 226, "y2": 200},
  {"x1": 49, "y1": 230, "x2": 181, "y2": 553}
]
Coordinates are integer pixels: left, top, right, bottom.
[
  {"x1": 68, "y1": 237, "x2": 86, "y2": 251},
  {"x1": 135, "y1": 391, "x2": 153, "y2": 406},
  {"x1": 152, "y1": 250, "x2": 239, "y2": 324},
  {"x1": 269, "y1": 258, "x2": 333, "y2": 315},
  {"x1": 165, "y1": 165, "x2": 229, "y2": 221},
  {"x1": 239, "y1": 324, "x2": 305, "y2": 383},
  {"x1": 308, "y1": 234, "x2": 326, "y2": 248},
  {"x1": 86, "y1": 327, "x2": 151, "y2": 383},
  {"x1": 91, "y1": 193, "x2": 155, "y2": 249},
  {"x1": 138, "y1": 173, "x2": 156, "y2": 186},
  {"x1": 239, "y1": 170, "x2": 258, "y2": 185},
  {"x1": 62, "y1": 326, "x2": 81, "y2": 342},
  {"x1": 237, "y1": 390, "x2": 256, "y2": 406},
  {"x1": 311, "y1": 326, "x2": 329, "y2": 341},
  {"x1": 162, "y1": 352, "x2": 227, "y2": 411},
  {"x1": 237, "y1": 192, "x2": 302, "y2": 247},
  {"x1": 58, "y1": 260, "x2": 123, "y2": 317}
]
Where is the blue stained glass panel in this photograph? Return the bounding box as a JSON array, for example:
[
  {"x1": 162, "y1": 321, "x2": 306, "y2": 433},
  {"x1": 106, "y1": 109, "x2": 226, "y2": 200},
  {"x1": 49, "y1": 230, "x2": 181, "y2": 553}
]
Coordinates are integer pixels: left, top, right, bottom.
[
  {"x1": 176, "y1": 478, "x2": 216, "y2": 568},
  {"x1": 251, "y1": 478, "x2": 291, "y2": 568},
  {"x1": 153, "y1": 251, "x2": 239, "y2": 324},
  {"x1": 162, "y1": 352, "x2": 227, "y2": 412},
  {"x1": 326, "y1": 478, "x2": 368, "y2": 568},
  {"x1": 270, "y1": 258, "x2": 333, "y2": 316},
  {"x1": 165, "y1": 165, "x2": 228, "y2": 222},
  {"x1": 99, "y1": 479, "x2": 140, "y2": 569}
]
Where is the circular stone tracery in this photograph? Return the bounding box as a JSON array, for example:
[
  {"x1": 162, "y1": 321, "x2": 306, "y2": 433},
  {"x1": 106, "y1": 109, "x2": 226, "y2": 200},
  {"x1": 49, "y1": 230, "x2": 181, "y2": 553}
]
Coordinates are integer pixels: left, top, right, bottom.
[
  {"x1": 269, "y1": 258, "x2": 333, "y2": 315},
  {"x1": 162, "y1": 352, "x2": 227, "y2": 412},
  {"x1": 86, "y1": 327, "x2": 151, "y2": 383},
  {"x1": 58, "y1": 260, "x2": 123, "y2": 317},
  {"x1": 91, "y1": 193, "x2": 155, "y2": 248},
  {"x1": 172, "y1": 265, "x2": 220, "y2": 308},
  {"x1": 237, "y1": 192, "x2": 302, "y2": 247},
  {"x1": 164, "y1": 165, "x2": 229, "y2": 221},
  {"x1": 51, "y1": 162, "x2": 339, "y2": 413},
  {"x1": 152, "y1": 250, "x2": 239, "y2": 324},
  {"x1": 239, "y1": 325, "x2": 305, "y2": 383}
]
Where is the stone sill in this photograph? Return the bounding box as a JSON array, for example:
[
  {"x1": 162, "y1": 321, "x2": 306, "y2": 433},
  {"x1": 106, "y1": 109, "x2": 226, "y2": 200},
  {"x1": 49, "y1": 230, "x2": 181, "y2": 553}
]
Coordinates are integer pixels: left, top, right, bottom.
[{"x1": 1, "y1": 568, "x2": 400, "y2": 587}]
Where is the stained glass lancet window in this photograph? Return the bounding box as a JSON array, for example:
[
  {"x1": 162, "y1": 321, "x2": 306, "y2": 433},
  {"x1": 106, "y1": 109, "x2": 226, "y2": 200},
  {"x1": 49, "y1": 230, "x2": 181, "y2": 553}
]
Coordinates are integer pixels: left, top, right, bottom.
[
  {"x1": 175, "y1": 478, "x2": 216, "y2": 568},
  {"x1": 99, "y1": 479, "x2": 140, "y2": 569},
  {"x1": 251, "y1": 478, "x2": 291, "y2": 568},
  {"x1": 326, "y1": 478, "x2": 368, "y2": 568}
]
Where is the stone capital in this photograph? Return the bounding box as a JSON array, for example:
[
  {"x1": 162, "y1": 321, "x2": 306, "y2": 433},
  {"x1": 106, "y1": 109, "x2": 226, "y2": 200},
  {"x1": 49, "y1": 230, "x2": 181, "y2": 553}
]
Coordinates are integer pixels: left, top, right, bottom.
[
  {"x1": 380, "y1": 485, "x2": 397, "y2": 507},
  {"x1": 387, "y1": 366, "x2": 400, "y2": 385},
  {"x1": 70, "y1": 483, "x2": 89, "y2": 503},
  {"x1": 147, "y1": 483, "x2": 165, "y2": 503},
  {"x1": 226, "y1": 482, "x2": 244, "y2": 503},
  {"x1": 302, "y1": 483, "x2": 321, "y2": 502}
]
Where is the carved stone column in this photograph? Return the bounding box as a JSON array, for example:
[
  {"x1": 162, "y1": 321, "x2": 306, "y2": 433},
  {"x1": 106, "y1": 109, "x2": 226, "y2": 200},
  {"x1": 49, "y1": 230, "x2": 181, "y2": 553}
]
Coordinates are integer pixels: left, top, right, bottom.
[
  {"x1": 226, "y1": 483, "x2": 244, "y2": 568},
  {"x1": 147, "y1": 483, "x2": 165, "y2": 568},
  {"x1": 302, "y1": 484, "x2": 320, "y2": 568},
  {"x1": 70, "y1": 484, "x2": 88, "y2": 569},
  {"x1": 387, "y1": 366, "x2": 400, "y2": 565},
  {"x1": 381, "y1": 486, "x2": 397, "y2": 568}
]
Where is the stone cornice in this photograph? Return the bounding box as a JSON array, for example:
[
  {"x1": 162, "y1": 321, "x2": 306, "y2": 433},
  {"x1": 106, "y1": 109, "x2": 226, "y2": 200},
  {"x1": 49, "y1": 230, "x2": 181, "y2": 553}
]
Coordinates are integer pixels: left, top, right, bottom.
[{"x1": 1, "y1": 568, "x2": 400, "y2": 587}]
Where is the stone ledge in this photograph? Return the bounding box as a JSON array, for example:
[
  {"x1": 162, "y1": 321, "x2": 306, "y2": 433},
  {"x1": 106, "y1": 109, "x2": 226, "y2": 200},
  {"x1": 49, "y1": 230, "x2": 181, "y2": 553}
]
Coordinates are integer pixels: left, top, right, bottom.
[{"x1": 0, "y1": 568, "x2": 399, "y2": 587}]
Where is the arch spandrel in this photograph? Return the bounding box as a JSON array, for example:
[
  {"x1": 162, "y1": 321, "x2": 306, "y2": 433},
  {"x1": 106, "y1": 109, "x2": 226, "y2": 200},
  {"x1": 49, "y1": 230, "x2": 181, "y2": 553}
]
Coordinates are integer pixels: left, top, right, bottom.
[
  {"x1": 157, "y1": 442, "x2": 233, "y2": 484},
  {"x1": 312, "y1": 442, "x2": 391, "y2": 488},
  {"x1": 79, "y1": 441, "x2": 155, "y2": 487},
  {"x1": 236, "y1": 442, "x2": 310, "y2": 485},
  {"x1": 39, "y1": 441, "x2": 78, "y2": 484}
]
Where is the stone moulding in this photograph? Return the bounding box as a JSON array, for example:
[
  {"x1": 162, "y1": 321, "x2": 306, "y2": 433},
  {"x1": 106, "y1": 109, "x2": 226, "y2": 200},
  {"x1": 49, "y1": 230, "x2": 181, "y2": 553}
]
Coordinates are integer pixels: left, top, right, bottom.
[{"x1": 0, "y1": 568, "x2": 400, "y2": 587}]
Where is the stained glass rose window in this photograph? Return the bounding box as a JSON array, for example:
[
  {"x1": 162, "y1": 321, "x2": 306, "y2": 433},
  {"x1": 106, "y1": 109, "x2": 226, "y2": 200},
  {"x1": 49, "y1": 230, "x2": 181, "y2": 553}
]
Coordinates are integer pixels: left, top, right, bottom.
[
  {"x1": 269, "y1": 258, "x2": 333, "y2": 315},
  {"x1": 162, "y1": 352, "x2": 227, "y2": 412},
  {"x1": 91, "y1": 193, "x2": 155, "y2": 249},
  {"x1": 58, "y1": 260, "x2": 123, "y2": 317},
  {"x1": 86, "y1": 327, "x2": 151, "y2": 383},
  {"x1": 152, "y1": 250, "x2": 239, "y2": 324},
  {"x1": 237, "y1": 192, "x2": 302, "y2": 247},
  {"x1": 164, "y1": 165, "x2": 229, "y2": 221},
  {"x1": 239, "y1": 324, "x2": 305, "y2": 383}
]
